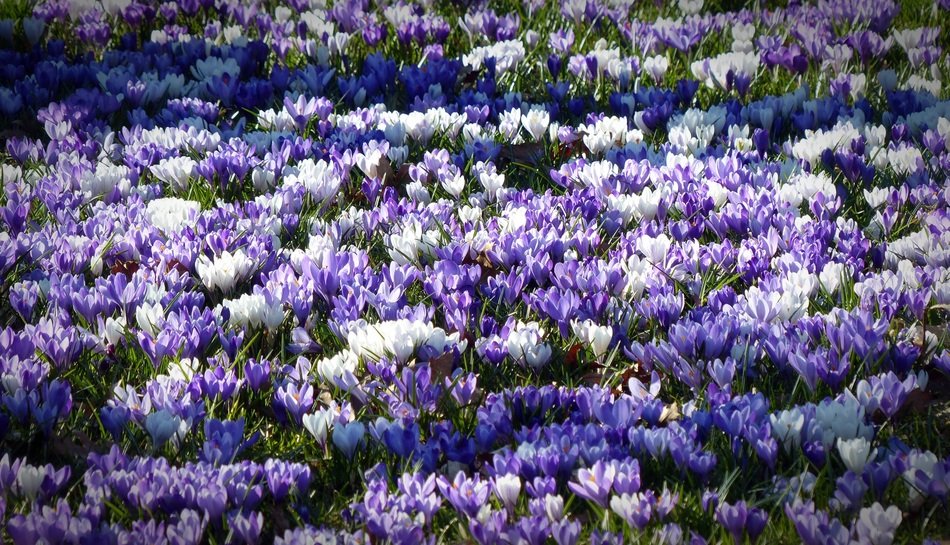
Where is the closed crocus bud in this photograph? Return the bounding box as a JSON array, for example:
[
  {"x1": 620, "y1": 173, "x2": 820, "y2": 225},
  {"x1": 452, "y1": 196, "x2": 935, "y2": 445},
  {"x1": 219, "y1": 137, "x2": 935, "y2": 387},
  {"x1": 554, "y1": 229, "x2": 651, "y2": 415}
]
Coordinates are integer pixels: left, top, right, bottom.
[
  {"x1": 552, "y1": 519, "x2": 580, "y2": 545},
  {"x1": 877, "y1": 69, "x2": 898, "y2": 91},
  {"x1": 0, "y1": 20, "x2": 12, "y2": 44},
  {"x1": 23, "y1": 17, "x2": 45, "y2": 46},
  {"x1": 332, "y1": 420, "x2": 365, "y2": 459},
  {"x1": 524, "y1": 30, "x2": 540, "y2": 48},
  {"x1": 524, "y1": 342, "x2": 552, "y2": 369},
  {"x1": 387, "y1": 145, "x2": 408, "y2": 166},
  {"x1": 611, "y1": 492, "x2": 653, "y2": 530},
  {"x1": 14, "y1": 464, "x2": 43, "y2": 500},
  {"x1": 356, "y1": 148, "x2": 384, "y2": 180},
  {"x1": 544, "y1": 494, "x2": 565, "y2": 521},
  {"x1": 145, "y1": 409, "x2": 183, "y2": 449},
  {"x1": 493, "y1": 473, "x2": 521, "y2": 512},
  {"x1": 819, "y1": 262, "x2": 848, "y2": 294},
  {"x1": 571, "y1": 319, "x2": 612, "y2": 358},
  {"x1": 302, "y1": 410, "x2": 333, "y2": 448},
  {"x1": 251, "y1": 167, "x2": 275, "y2": 192},
  {"x1": 715, "y1": 500, "x2": 749, "y2": 545},
  {"x1": 521, "y1": 108, "x2": 550, "y2": 141},
  {"x1": 644, "y1": 55, "x2": 669, "y2": 83},
  {"x1": 770, "y1": 409, "x2": 805, "y2": 453},
  {"x1": 440, "y1": 170, "x2": 465, "y2": 198},
  {"x1": 747, "y1": 508, "x2": 768, "y2": 542}
]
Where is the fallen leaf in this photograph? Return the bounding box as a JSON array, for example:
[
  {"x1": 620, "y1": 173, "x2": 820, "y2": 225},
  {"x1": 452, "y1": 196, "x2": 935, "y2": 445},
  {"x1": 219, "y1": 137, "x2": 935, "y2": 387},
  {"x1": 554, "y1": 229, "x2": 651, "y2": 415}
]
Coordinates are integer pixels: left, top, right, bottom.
[
  {"x1": 375, "y1": 156, "x2": 395, "y2": 186},
  {"x1": 166, "y1": 259, "x2": 189, "y2": 275},
  {"x1": 500, "y1": 143, "x2": 545, "y2": 165},
  {"x1": 111, "y1": 259, "x2": 140, "y2": 278},
  {"x1": 660, "y1": 402, "x2": 681, "y2": 424},
  {"x1": 428, "y1": 351, "x2": 455, "y2": 384},
  {"x1": 564, "y1": 343, "x2": 583, "y2": 368}
]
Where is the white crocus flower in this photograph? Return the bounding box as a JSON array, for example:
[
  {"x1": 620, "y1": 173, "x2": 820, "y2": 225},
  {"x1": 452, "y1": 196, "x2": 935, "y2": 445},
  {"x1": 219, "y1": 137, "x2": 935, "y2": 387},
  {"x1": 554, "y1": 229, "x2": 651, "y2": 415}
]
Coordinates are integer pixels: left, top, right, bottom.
[
  {"x1": 150, "y1": 156, "x2": 196, "y2": 191},
  {"x1": 146, "y1": 197, "x2": 201, "y2": 233},
  {"x1": 303, "y1": 408, "x2": 334, "y2": 448},
  {"x1": 854, "y1": 503, "x2": 902, "y2": 545},
  {"x1": 837, "y1": 436, "x2": 873, "y2": 474},
  {"x1": 15, "y1": 464, "x2": 43, "y2": 500},
  {"x1": 222, "y1": 293, "x2": 284, "y2": 332},
  {"x1": 639, "y1": 234, "x2": 671, "y2": 265},
  {"x1": 506, "y1": 322, "x2": 551, "y2": 370},
  {"x1": 316, "y1": 350, "x2": 359, "y2": 383},
  {"x1": 819, "y1": 262, "x2": 850, "y2": 295},
  {"x1": 521, "y1": 108, "x2": 550, "y2": 141},
  {"x1": 196, "y1": 249, "x2": 256, "y2": 294},
  {"x1": 440, "y1": 170, "x2": 466, "y2": 198},
  {"x1": 571, "y1": 319, "x2": 613, "y2": 358},
  {"x1": 770, "y1": 408, "x2": 805, "y2": 453},
  {"x1": 643, "y1": 55, "x2": 669, "y2": 83}
]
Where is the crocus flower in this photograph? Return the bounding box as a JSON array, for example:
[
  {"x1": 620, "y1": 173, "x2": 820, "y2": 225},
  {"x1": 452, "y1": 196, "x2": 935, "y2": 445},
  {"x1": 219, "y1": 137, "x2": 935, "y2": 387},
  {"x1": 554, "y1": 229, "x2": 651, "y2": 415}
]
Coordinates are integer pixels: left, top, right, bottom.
[
  {"x1": 838, "y1": 437, "x2": 873, "y2": 474},
  {"x1": 610, "y1": 492, "x2": 653, "y2": 529},
  {"x1": 144, "y1": 409, "x2": 183, "y2": 449},
  {"x1": 567, "y1": 460, "x2": 615, "y2": 507},
  {"x1": 716, "y1": 500, "x2": 749, "y2": 545},
  {"x1": 493, "y1": 473, "x2": 521, "y2": 512},
  {"x1": 332, "y1": 420, "x2": 366, "y2": 460},
  {"x1": 302, "y1": 409, "x2": 333, "y2": 449},
  {"x1": 436, "y1": 471, "x2": 490, "y2": 518},
  {"x1": 854, "y1": 502, "x2": 902, "y2": 545}
]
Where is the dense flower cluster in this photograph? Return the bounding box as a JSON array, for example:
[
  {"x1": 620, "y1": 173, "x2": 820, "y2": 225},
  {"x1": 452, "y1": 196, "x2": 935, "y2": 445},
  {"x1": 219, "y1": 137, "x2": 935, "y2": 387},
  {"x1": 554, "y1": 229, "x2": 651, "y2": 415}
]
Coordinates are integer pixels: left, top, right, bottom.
[{"x1": 1, "y1": 0, "x2": 949, "y2": 543}]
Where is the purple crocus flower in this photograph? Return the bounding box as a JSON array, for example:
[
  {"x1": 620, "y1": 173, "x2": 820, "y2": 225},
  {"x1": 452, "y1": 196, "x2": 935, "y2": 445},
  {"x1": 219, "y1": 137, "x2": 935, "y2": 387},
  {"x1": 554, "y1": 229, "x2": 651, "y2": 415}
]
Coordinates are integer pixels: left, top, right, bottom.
[
  {"x1": 785, "y1": 499, "x2": 850, "y2": 545},
  {"x1": 552, "y1": 519, "x2": 580, "y2": 545},
  {"x1": 610, "y1": 492, "x2": 653, "y2": 530},
  {"x1": 166, "y1": 508, "x2": 208, "y2": 545},
  {"x1": 273, "y1": 381, "x2": 314, "y2": 425},
  {"x1": 468, "y1": 509, "x2": 506, "y2": 545},
  {"x1": 716, "y1": 500, "x2": 750, "y2": 545},
  {"x1": 567, "y1": 460, "x2": 615, "y2": 507},
  {"x1": 229, "y1": 510, "x2": 263, "y2": 544},
  {"x1": 436, "y1": 471, "x2": 490, "y2": 518},
  {"x1": 382, "y1": 421, "x2": 420, "y2": 459}
]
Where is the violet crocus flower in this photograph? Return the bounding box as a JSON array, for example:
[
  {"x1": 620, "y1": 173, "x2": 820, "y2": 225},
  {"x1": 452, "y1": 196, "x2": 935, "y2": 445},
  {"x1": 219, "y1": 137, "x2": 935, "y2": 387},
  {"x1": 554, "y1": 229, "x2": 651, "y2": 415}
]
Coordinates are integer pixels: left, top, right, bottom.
[
  {"x1": 273, "y1": 381, "x2": 314, "y2": 425},
  {"x1": 548, "y1": 518, "x2": 579, "y2": 545},
  {"x1": 716, "y1": 500, "x2": 750, "y2": 545},
  {"x1": 201, "y1": 417, "x2": 257, "y2": 465},
  {"x1": 831, "y1": 470, "x2": 869, "y2": 513},
  {"x1": 382, "y1": 421, "x2": 420, "y2": 459},
  {"x1": 567, "y1": 460, "x2": 615, "y2": 507},
  {"x1": 610, "y1": 492, "x2": 653, "y2": 530},
  {"x1": 436, "y1": 471, "x2": 490, "y2": 518},
  {"x1": 784, "y1": 499, "x2": 850, "y2": 545},
  {"x1": 243, "y1": 359, "x2": 272, "y2": 391},
  {"x1": 229, "y1": 510, "x2": 264, "y2": 544},
  {"x1": 468, "y1": 509, "x2": 505, "y2": 545}
]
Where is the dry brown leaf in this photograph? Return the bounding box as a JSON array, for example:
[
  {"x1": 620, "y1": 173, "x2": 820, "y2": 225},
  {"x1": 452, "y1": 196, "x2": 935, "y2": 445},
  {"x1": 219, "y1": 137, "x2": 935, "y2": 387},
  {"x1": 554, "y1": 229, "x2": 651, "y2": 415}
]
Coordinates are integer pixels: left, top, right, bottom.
[
  {"x1": 500, "y1": 143, "x2": 545, "y2": 165},
  {"x1": 429, "y1": 351, "x2": 455, "y2": 384},
  {"x1": 111, "y1": 259, "x2": 140, "y2": 278},
  {"x1": 660, "y1": 402, "x2": 682, "y2": 424}
]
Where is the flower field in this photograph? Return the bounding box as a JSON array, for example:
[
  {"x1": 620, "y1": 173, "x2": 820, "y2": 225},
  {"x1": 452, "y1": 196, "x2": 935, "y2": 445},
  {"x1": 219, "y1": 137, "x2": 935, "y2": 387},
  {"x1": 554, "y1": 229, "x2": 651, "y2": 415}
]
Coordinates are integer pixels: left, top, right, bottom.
[{"x1": 1, "y1": 0, "x2": 950, "y2": 542}]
